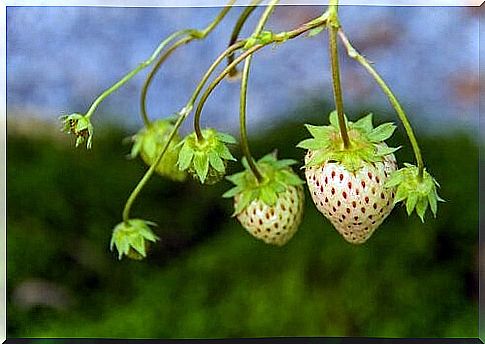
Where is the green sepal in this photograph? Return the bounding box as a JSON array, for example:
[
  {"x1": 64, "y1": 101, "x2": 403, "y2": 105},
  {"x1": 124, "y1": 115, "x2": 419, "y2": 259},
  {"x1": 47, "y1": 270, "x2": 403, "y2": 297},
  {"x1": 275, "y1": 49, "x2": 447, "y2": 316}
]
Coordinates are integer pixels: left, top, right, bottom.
[
  {"x1": 60, "y1": 113, "x2": 94, "y2": 149},
  {"x1": 297, "y1": 111, "x2": 399, "y2": 173},
  {"x1": 384, "y1": 164, "x2": 444, "y2": 222},
  {"x1": 130, "y1": 119, "x2": 187, "y2": 182},
  {"x1": 177, "y1": 128, "x2": 237, "y2": 185},
  {"x1": 224, "y1": 153, "x2": 305, "y2": 216},
  {"x1": 110, "y1": 219, "x2": 159, "y2": 260}
]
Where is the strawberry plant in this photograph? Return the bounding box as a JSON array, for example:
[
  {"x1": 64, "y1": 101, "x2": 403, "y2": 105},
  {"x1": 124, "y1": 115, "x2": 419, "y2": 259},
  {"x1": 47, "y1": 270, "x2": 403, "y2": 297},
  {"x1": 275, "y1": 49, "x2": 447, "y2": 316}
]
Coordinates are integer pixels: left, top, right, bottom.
[{"x1": 60, "y1": 0, "x2": 443, "y2": 259}]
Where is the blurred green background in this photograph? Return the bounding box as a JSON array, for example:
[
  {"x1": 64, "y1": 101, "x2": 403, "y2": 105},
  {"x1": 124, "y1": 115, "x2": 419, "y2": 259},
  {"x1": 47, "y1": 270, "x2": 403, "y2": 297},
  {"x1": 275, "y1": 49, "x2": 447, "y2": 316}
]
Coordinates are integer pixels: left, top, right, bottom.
[{"x1": 7, "y1": 100, "x2": 478, "y2": 338}]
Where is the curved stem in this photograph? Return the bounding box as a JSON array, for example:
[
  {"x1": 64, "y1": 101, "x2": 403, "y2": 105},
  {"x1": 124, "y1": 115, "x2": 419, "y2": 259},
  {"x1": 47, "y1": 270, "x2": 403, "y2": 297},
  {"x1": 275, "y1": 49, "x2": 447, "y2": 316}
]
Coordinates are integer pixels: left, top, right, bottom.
[
  {"x1": 140, "y1": 36, "x2": 192, "y2": 127},
  {"x1": 122, "y1": 10, "x2": 330, "y2": 221},
  {"x1": 193, "y1": 12, "x2": 329, "y2": 143},
  {"x1": 123, "y1": 41, "x2": 244, "y2": 221},
  {"x1": 327, "y1": 0, "x2": 351, "y2": 149},
  {"x1": 236, "y1": 0, "x2": 278, "y2": 181},
  {"x1": 227, "y1": 2, "x2": 261, "y2": 78},
  {"x1": 123, "y1": 113, "x2": 186, "y2": 222},
  {"x1": 240, "y1": 57, "x2": 264, "y2": 182},
  {"x1": 139, "y1": 0, "x2": 236, "y2": 127},
  {"x1": 84, "y1": 29, "x2": 190, "y2": 120},
  {"x1": 338, "y1": 29, "x2": 424, "y2": 179}
]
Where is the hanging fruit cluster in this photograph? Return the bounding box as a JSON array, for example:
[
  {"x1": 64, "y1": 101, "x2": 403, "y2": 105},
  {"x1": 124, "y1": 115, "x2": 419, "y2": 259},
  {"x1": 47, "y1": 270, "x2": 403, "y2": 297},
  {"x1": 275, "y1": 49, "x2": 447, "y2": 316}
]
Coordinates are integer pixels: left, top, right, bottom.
[{"x1": 60, "y1": 0, "x2": 443, "y2": 260}]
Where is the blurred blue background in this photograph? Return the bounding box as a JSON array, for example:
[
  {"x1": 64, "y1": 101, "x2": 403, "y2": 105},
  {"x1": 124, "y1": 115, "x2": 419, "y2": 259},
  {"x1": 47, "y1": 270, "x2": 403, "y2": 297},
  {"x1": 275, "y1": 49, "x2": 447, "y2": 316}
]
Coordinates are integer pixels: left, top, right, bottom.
[
  {"x1": 7, "y1": 6, "x2": 479, "y2": 134},
  {"x1": 6, "y1": 4, "x2": 480, "y2": 339}
]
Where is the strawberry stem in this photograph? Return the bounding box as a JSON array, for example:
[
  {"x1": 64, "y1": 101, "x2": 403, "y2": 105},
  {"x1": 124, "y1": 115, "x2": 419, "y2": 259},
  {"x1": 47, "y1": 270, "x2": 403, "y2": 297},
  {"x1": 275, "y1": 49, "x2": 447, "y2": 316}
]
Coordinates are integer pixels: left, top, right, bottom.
[
  {"x1": 226, "y1": 0, "x2": 261, "y2": 78},
  {"x1": 338, "y1": 29, "x2": 425, "y2": 179},
  {"x1": 237, "y1": 0, "x2": 279, "y2": 182},
  {"x1": 140, "y1": 1, "x2": 236, "y2": 128},
  {"x1": 327, "y1": 0, "x2": 351, "y2": 149}
]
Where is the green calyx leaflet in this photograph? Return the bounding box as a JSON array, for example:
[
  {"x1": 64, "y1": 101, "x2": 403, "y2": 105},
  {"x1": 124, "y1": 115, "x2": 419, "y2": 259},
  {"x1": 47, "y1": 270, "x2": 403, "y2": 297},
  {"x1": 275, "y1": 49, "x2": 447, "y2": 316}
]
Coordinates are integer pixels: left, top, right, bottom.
[
  {"x1": 385, "y1": 163, "x2": 444, "y2": 222},
  {"x1": 297, "y1": 111, "x2": 400, "y2": 173},
  {"x1": 223, "y1": 152, "x2": 305, "y2": 216},
  {"x1": 110, "y1": 219, "x2": 159, "y2": 260},
  {"x1": 177, "y1": 128, "x2": 236, "y2": 184},
  {"x1": 60, "y1": 113, "x2": 94, "y2": 149}
]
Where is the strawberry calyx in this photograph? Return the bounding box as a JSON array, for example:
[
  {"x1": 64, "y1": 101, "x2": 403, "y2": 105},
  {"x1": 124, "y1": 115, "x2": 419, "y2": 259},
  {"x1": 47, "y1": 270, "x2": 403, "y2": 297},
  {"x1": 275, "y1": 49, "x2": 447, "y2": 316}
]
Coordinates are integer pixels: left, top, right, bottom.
[
  {"x1": 297, "y1": 111, "x2": 400, "y2": 173},
  {"x1": 110, "y1": 219, "x2": 159, "y2": 260},
  {"x1": 177, "y1": 128, "x2": 236, "y2": 185},
  {"x1": 385, "y1": 163, "x2": 444, "y2": 222},
  {"x1": 60, "y1": 113, "x2": 94, "y2": 149},
  {"x1": 223, "y1": 153, "x2": 305, "y2": 215},
  {"x1": 130, "y1": 118, "x2": 187, "y2": 182}
]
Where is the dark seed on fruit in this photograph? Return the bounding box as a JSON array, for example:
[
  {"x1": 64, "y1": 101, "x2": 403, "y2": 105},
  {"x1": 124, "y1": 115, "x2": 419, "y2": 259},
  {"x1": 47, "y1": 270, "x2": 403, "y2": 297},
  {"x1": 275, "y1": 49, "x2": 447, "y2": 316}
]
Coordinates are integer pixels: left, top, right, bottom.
[
  {"x1": 331, "y1": 171, "x2": 336, "y2": 178},
  {"x1": 343, "y1": 192, "x2": 347, "y2": 199},
  {"x1": 337, "y1": 201, "x2": 341, "y2": 206},
  {"x1": 346, "y1": 208, "x2": 351, "y2": 214},
  {"x1": 340, "y1": 174, "x2": 344, "y2": 181},
  {"x1": 373, "y1": 203, "x2": 378, "y2": 209},
  {"x1": 361, "y1": 207, "x2": 366, "y2": 213},
  {"x1": 331, "y1": 188, "x2": 335, "y2": 195},
  {"x1": 365, "y1": 196, "x2": 369, "y2": 203},
  {"x1": 352, "y1": 201, "x2": 356, "y2": 208}
]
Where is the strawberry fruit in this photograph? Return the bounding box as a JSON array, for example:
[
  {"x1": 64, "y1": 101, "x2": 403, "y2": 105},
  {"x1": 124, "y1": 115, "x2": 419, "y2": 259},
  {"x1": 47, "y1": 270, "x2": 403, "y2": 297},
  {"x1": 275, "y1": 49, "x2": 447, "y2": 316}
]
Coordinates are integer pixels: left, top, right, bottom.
[
  {"x1": 223, "y1": 153, "x2": 305, "y2": 246},
  {"x1": 298, "y1": 111, "x2": 399, "y2": 244}
]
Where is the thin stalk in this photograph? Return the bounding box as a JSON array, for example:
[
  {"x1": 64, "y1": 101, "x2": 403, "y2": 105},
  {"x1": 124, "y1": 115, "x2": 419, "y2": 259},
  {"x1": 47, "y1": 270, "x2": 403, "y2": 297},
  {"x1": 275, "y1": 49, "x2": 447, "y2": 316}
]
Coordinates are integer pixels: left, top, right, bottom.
[
  {"x1": 123, "y1": 11, "x2": 330, "y2": 221},
  {"x1": 123, "y1": 41, "x2": 244, "y2": 222},
  {"x1": 327, "y1": 0, "x2": 351, "y2": 149},
  {"x1": 227, "y1": 0, "x2": 261, "y2": 78},
  {"x1": 338, "y1": 29, "x2": 424, "y2": 179},
  {"x1": 193, "y1": 12, "x2": 329, "y2": 141},
  {"x1": 140, "y1": 0, "x2": 236, "y2": 126},
  {"x1": 140, "y1": 36, "x2": 192, "y2": 126},
  {"x1": 84, "y1": 29, "x2": 190, "y2": 120},
  {"x1": 236, "y1": 0, "x2": 278, "y2": 181}
]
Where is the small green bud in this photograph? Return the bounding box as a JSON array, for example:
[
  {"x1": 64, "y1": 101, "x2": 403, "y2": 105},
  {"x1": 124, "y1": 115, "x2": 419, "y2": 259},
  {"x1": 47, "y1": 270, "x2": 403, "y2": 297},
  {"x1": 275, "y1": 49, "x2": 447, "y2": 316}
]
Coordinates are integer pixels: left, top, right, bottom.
[
  {"x1": 110, "y1": 219, "x2": 159, "y2": 260},
  {"x1": 60, "y1": 113, "x2": 93, "y2": 149},
  {"x1": 177, "y1": 129, "x2": 236, "y2": 185},
  {"x1": 131, "y1": 119, "x2": 187, "y2": 182}
]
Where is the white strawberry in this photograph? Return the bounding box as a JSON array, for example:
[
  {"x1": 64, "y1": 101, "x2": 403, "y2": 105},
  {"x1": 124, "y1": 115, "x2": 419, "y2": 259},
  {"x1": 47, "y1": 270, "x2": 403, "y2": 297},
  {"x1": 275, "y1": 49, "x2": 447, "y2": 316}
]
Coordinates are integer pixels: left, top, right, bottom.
[
  {"x1": 224, "y1": 153, "x2": 305, "y2": 246},
  {"x1": 298, "y1": 111, "x2": 400, "y2": 244}
]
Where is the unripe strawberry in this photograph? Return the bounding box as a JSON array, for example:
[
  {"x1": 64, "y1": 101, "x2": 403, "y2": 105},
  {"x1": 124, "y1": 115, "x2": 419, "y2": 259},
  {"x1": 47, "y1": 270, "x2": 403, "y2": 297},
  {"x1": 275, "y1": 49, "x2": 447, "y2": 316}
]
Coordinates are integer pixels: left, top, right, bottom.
[
  {"x1": 131, "y1": 119, "x2": 187, "y2": 182},
  {"x1": 110, "y1": 219, "x2": 159, "y2": 260},
  {"x1": 60, "y1": 113, "x2": 94, "y2": 149},
  {"x1": 298, "y1": 111, "x2": 400, "y2": 244},
  {"x1": 305, "y1": 149, "x2": 397, "y2": 244},
  {"x1": 224, "y1": 153, "x2": 305, "y2": 246},
  {"x1": 235, "y1": 184, "x2": 305, "y2": 246}
]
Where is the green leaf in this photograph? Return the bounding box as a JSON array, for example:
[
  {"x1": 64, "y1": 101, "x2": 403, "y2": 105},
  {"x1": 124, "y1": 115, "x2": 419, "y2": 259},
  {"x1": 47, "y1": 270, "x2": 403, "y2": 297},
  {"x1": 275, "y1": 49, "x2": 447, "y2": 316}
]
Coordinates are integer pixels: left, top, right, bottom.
[
  {"x1": 217, "y1": 144, "x2": 236, "y2": 161},
  {"x1": 353, "y1": 113, "x2": 374, "y2": 133},
  {"x1": 130, "y1": 136, "x2": 142, "y2": 159},
  {"x1": 177, "y1": 143, "x2": 194, "y2": 171},
  {"x1": 222, "y1": 186, "x2": 243, "y2": 198},
  {"x1": 406, "y1": 193, "x2": 418, "y2": 215},
  {"x1": 216, "y1": 132, "x2": 237, "y2": 144},
  {"x1": 260, "y1": 187, "x2": 277, "y2": 206},
  {"x1": 131, "y1": 236, "x2": 146, "y2": 257},
  {"x1": 428, "y1": 191, "x2": 438, "y2": 216},
  {"x1": 193, "y1": 153, "x2": 209, "y2": 183},
  {"x1": 296, "y1": 138, "x2": 326, "y2": 150},
  {"x1": 305, "y1": 124, "x2": 334, "y2": 139},
  {"x1": 367, "y1": 123, "x2": 396, "y2": 142},
  {"x1": 415, "y1": 197, "x2": 429, "y2": 222},
  {"x1": 329, "y1": 110, "x2": 340, "y2": 128},
  {"x1": 393, "y1": 185, "x2": 408, "y2": 204},
  {"x1": 233, "y1": 190, "x2": 255, "y2": 215},
  {"x1": 376, "y1": 145, "x2": 401, "y2": 157},
  {"x1": 208, "y1": 151, "x2": 225, "y2": 173}
]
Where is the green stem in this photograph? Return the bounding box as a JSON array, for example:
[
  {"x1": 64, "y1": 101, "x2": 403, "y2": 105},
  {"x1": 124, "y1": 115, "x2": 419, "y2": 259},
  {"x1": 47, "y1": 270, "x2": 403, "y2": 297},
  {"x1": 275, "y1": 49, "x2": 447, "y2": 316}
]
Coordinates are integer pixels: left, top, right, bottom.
[
  {"x1": 338, "y1": 29, "x2": 424, "y2": 179},
  {"x1": 227, "y1": 1, "x2": 261, "y2": 78},
  {"x1": 140, "y1": 36, "x2": 192, "y2": 127},
  {"x1": 237, "y1": 0, "x2": 278, "y2": 182},
  {"x1": 123, "y1": 10, "x2": 330, "y2": 221},
  {"x1": 327, "y1": 0, "x2": 351, "y2": 149},
  {"x1": 140, "y1": 1, "x2": 236, "y2": 127},
  {"x1": 195, "y1": 0, "x2": 331, "y2": 144},
  {"x1": 123, "y1": 41, "x2": 244, "y2": 221},
  {"x1": 84, "y1": 29, "x2": 190, "y2": 120},
  {"x1": 123, "y1": 113, "x2": 186, "y2": 222}
]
